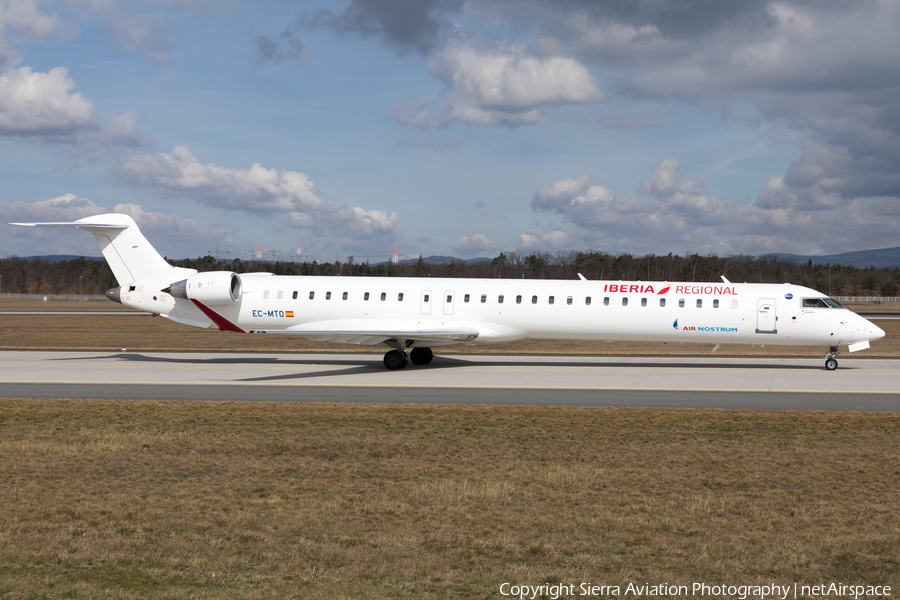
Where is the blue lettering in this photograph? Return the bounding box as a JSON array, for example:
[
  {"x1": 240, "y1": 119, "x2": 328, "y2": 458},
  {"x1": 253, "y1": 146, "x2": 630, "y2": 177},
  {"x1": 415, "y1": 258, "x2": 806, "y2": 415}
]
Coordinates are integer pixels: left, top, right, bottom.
[{"x1": 267, "y1": 310, "x2": 275, "y2": 317}]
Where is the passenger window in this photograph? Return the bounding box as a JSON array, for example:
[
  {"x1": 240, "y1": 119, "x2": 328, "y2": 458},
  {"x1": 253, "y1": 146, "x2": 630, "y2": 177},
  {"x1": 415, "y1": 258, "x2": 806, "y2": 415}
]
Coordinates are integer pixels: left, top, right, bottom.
[
  {"x1": 532, "y1": 295, "x2": 538, "y2": 304},
  {"x1": 659, "y1": 298, "x2": 666, "y2": 307},
  {"x1": 603, "y1": 297, "x2": 610, "y2": 306},
  {"x1": 679, "y1": 298, "x2": 685, "y2": 308},
  {"x1": 364, "y1": 292, "x2": 370, "y2": 301},
  {"x1": 498, "y1": 295, "x2": 504, "y2": 304},
  {"x1": 263, "y1": 290, "x2": 269, "y2": 299},
  {"x1": 292, "y1": 291, "x2": 298, "y2": 300},
  {"x1": 549, "y1": 296, "x2": 555, "y2": 305},
  {"x1": 516, "y1": 295, "x2": 522, "y2": 304},
  {"x1": 398, "y1": 293, "x2": 404, "y2": 301},
  {"x1": 424, "y1": 294, "x2": 430, "y2": 302},
  {"x1": 446, "y1": 295, "x2": 452, "y2": 303},
  {"x1": 622, "y1": 297, "x2": 628, "y2": 306},
  {"x1": 464, "y1": 294, "x2": 470, "y2": 303},
  {"x1": 480, "y1": 294, "x2": 487, "y2": 303},
  {"x1": 380, "y1": 292, "x2": 386, "y2": 301},
  {"x1": 342, "y1": 292, "x2": 348, "y2": 300},
  {"x1": 309, "y1": 291, "x2": 314, "y2": 300},
  {"x1": 326, "y1": 292, "x2": 331, "y2": 300},
  {"x1": 713, "y1": 299, "x2": 719, "y2": 308},
  {"x1": 566, "y1": 296, "x2": 573, "y2": 305},
  {"x1": 585, "y1": 297, "x2": 591, "y2": 306},
  {"x1": 731, "y1": 300, "x2": 738, "y2": 309},
  {"x1": 696, "y1": 299, "x2": 702, "y2": 308},
  {"x1": 641, "y1": 298, "x2": 647, "y2": 307},
  {"x1": 277, "y1": 290, "x2": 283, "y2": 300}
]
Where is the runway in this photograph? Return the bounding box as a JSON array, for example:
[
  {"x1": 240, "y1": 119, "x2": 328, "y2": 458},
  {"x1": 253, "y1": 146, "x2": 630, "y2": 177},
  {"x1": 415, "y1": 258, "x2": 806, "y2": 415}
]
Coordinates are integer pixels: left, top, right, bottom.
[{"x1": 2, "y1": 350, "x2": 899, "y2": 410}]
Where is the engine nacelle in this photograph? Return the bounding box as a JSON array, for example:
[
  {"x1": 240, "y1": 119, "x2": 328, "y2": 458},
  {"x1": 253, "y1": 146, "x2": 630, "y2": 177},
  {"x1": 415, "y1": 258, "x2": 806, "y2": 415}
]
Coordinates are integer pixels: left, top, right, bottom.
[{"x1": 165, "y1": 271, "x2": 242, "y2": 305}]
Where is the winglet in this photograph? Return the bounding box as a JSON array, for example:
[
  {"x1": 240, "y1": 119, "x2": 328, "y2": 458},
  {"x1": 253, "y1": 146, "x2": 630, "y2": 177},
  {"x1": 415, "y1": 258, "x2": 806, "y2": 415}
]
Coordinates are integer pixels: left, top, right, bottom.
[
  {"x1": 721, "y1": 275, "x2": 731, "y2": 284},
  {"x1": 190, "y1": 299, "x2": 247, "y2": 333}
]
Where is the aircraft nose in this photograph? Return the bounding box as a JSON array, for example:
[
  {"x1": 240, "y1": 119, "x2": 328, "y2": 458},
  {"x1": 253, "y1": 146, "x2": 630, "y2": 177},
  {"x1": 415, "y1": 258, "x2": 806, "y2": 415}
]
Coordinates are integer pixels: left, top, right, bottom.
[{"x1": 871, "y1": 323, "x2": 886, "y2": 341}]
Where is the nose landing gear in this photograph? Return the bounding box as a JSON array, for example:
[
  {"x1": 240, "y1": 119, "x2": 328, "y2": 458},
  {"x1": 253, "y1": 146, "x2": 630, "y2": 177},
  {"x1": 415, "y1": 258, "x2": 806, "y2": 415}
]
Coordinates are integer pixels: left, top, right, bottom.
[{"x1": 824, "y1": 346, "x2": 840, "y2": 371}]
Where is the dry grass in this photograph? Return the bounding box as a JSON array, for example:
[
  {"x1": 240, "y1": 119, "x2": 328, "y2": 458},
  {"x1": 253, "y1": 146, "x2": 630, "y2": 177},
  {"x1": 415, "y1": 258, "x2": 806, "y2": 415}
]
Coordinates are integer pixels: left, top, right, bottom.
[
  {"x1": 1, "y1": 302, "x2": 899, "y2": 356},
  {"x1": 0, "y1": 400, "x2": 898, "y2": 599}
]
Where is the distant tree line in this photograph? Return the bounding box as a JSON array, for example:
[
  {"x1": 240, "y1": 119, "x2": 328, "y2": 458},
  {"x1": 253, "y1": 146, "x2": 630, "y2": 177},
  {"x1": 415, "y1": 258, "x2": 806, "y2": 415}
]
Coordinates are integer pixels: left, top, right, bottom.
[{"x1": 2, "y1": 251, "x2": 899, "y2": 297}]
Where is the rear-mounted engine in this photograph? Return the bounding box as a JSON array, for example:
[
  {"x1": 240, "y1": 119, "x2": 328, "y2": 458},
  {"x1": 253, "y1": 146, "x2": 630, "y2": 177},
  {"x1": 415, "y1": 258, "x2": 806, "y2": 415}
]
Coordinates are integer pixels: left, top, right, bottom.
[{"x1": 163, "y1": 271, "x2": 242, "y2": 305}]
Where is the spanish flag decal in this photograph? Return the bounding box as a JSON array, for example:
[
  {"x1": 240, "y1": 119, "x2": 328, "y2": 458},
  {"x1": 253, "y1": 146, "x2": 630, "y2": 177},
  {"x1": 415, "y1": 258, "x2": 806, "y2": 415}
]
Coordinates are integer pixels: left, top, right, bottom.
[{"x1": 285, "y1": 311, "x2": 295, "y2": 317}]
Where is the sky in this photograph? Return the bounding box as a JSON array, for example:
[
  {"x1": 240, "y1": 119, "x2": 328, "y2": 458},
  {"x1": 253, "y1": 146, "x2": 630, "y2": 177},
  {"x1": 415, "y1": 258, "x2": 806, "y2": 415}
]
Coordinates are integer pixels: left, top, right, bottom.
[{"x1": 1, "y1": 0, "x2": 899, "y2": 262}]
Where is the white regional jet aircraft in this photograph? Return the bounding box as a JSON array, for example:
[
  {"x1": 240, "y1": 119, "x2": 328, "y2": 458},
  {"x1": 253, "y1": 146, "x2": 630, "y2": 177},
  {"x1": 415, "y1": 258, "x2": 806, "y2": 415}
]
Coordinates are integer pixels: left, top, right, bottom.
[{"x1": 13, "y1": 214, "x2": 885, "y2": 370}]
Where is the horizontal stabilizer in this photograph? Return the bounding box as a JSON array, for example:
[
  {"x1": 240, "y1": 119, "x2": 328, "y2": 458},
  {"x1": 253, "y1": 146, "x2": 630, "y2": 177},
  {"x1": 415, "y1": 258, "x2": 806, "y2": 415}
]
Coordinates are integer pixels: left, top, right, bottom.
[{"x1": 10, "y1": 221, "x2": 129, "y2": 230}]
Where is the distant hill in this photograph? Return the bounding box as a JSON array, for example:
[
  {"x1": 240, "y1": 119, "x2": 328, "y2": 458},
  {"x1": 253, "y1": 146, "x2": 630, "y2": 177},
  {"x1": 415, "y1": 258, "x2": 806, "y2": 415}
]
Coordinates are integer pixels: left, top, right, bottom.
[
  {"x1": 761, "y1": 247, "x2": 900, "y2": 269},
  {"x1": 388, "y1": 255, "x2": 492, "y2": 266}
]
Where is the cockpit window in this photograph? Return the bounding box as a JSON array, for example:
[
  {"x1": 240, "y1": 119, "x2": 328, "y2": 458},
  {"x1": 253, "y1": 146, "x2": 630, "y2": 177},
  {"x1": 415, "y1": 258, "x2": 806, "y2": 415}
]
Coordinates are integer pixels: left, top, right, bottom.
[{"x1": 802, "y1": 297, "x2": 845, "y2": 308}]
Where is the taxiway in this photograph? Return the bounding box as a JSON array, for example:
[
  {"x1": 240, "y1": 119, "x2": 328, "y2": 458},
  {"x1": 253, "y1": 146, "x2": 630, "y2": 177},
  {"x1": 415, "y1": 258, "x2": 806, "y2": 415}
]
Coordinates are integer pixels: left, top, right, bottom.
[{"x1": 1, "y1": 350, "x2": 899, "y2": 410}]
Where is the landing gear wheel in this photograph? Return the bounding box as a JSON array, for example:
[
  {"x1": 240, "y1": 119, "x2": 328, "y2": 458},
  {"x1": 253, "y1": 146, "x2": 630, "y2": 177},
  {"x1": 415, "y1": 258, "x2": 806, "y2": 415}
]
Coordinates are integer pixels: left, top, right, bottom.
[
  {"x1": 823, "y1": 345, "x2": 840, "y2": 371},
  {"x1": 410, "y1": 347, "x2": 434, "y2": 365},
  {"x1": 383, "y1": 350, "x2": 408, "y2": 370}
]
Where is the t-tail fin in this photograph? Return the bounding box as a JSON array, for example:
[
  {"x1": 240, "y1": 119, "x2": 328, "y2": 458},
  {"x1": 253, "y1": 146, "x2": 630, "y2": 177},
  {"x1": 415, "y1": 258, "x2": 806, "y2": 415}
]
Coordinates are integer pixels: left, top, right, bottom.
[{"x1": 10, "y1": 213, "x2": 196, "y2": 286}]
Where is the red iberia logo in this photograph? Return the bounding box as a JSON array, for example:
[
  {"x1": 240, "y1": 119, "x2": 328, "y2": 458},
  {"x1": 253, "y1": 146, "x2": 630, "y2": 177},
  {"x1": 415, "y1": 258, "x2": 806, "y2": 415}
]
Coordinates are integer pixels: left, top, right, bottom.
[
  {"x1": 285, "y1": 311, "x2": 294, "y2": 318},
  {"x1": 657, "y1": 284, "x2": 671, "y2": 295}
]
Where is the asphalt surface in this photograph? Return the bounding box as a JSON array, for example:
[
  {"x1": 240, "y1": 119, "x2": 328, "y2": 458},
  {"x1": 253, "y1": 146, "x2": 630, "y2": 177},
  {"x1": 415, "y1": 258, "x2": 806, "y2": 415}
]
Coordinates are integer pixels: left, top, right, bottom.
[{"x1": 1, "y1": 350, "x2": 898, "y2": 411}]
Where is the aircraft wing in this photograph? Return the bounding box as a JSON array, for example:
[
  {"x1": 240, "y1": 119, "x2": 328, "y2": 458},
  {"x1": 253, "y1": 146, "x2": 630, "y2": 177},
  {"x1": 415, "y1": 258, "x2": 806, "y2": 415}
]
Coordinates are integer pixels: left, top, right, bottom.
[
  {"x1": 189, "y1": 300, "x2": 481, "y2": 345},
  {"x1": 267, "y1": 319, "x2": 480, "y2": 346}
]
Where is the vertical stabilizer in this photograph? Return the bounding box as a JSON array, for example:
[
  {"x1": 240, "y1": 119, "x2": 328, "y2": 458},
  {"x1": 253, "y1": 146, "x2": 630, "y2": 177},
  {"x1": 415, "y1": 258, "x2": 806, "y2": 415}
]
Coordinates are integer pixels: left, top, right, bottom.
[{"x1": 10, "y1": 213, "x2": 196, "y2": 286}]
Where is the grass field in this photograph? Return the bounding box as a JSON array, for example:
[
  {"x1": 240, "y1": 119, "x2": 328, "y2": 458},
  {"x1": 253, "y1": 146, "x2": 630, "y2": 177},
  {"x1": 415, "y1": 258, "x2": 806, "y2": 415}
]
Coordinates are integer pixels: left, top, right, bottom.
[{"x1": 1, "y1": 400, "x2": 899, "y2": 599}]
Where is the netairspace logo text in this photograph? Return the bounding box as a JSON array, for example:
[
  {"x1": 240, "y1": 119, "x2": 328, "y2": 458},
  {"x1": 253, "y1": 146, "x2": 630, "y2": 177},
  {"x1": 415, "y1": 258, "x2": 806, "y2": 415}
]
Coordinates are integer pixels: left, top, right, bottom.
[{"x1": 498, "y1": 582, "x2": 892, "y2": 599}]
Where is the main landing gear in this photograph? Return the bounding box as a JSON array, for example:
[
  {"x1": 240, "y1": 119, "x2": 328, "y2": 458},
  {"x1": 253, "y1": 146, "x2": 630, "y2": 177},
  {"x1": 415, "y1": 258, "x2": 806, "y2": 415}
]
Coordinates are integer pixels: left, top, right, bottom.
[
  {"x1": 824, "y1": 346, "x2": 840, "y2": 371},
  {"x1": 382, "y1": 347, "x2": 434, "y2": 370}
]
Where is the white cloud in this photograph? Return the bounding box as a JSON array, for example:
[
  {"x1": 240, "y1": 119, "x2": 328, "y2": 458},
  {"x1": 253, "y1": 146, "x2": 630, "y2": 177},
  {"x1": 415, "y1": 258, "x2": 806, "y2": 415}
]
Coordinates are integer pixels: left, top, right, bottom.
[
  {"x1": 450, "y1": 233, "x2": 502, "y2": 255},
  {"x1": 111, "y1": 145, "x2": 402, "y2": 243},
  {"x1": 0, "y1": 64, "x2": 149, "y2": 155},
  {"x1": 0, "y1": 66, "x2": 99, "y2": 135},
  {"x1": 529, "y1": 157, "x2": 900, "y2": 255},
  {"x1": 2, "y1": 193, "x2": 105, "y2": 223},
  {"x1": 517, "y1": 229, "x2": 572, "y2": 251},
  {"x1": 0, "y1": 0, "x2": 69, "y2": 68},
  {"x1": 110, "y1": 202, "x2": 239, "y2": 256},
  {"x1": 406, "y1": 42, "x2": 602, "y2": 127}
]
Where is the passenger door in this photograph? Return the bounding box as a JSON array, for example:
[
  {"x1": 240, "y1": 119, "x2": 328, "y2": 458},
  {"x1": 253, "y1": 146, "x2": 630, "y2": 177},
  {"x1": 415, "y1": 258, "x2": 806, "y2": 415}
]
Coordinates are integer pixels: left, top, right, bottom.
[{"x1": 756, "y1": 298, "x2": 777, "y2": 333}]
